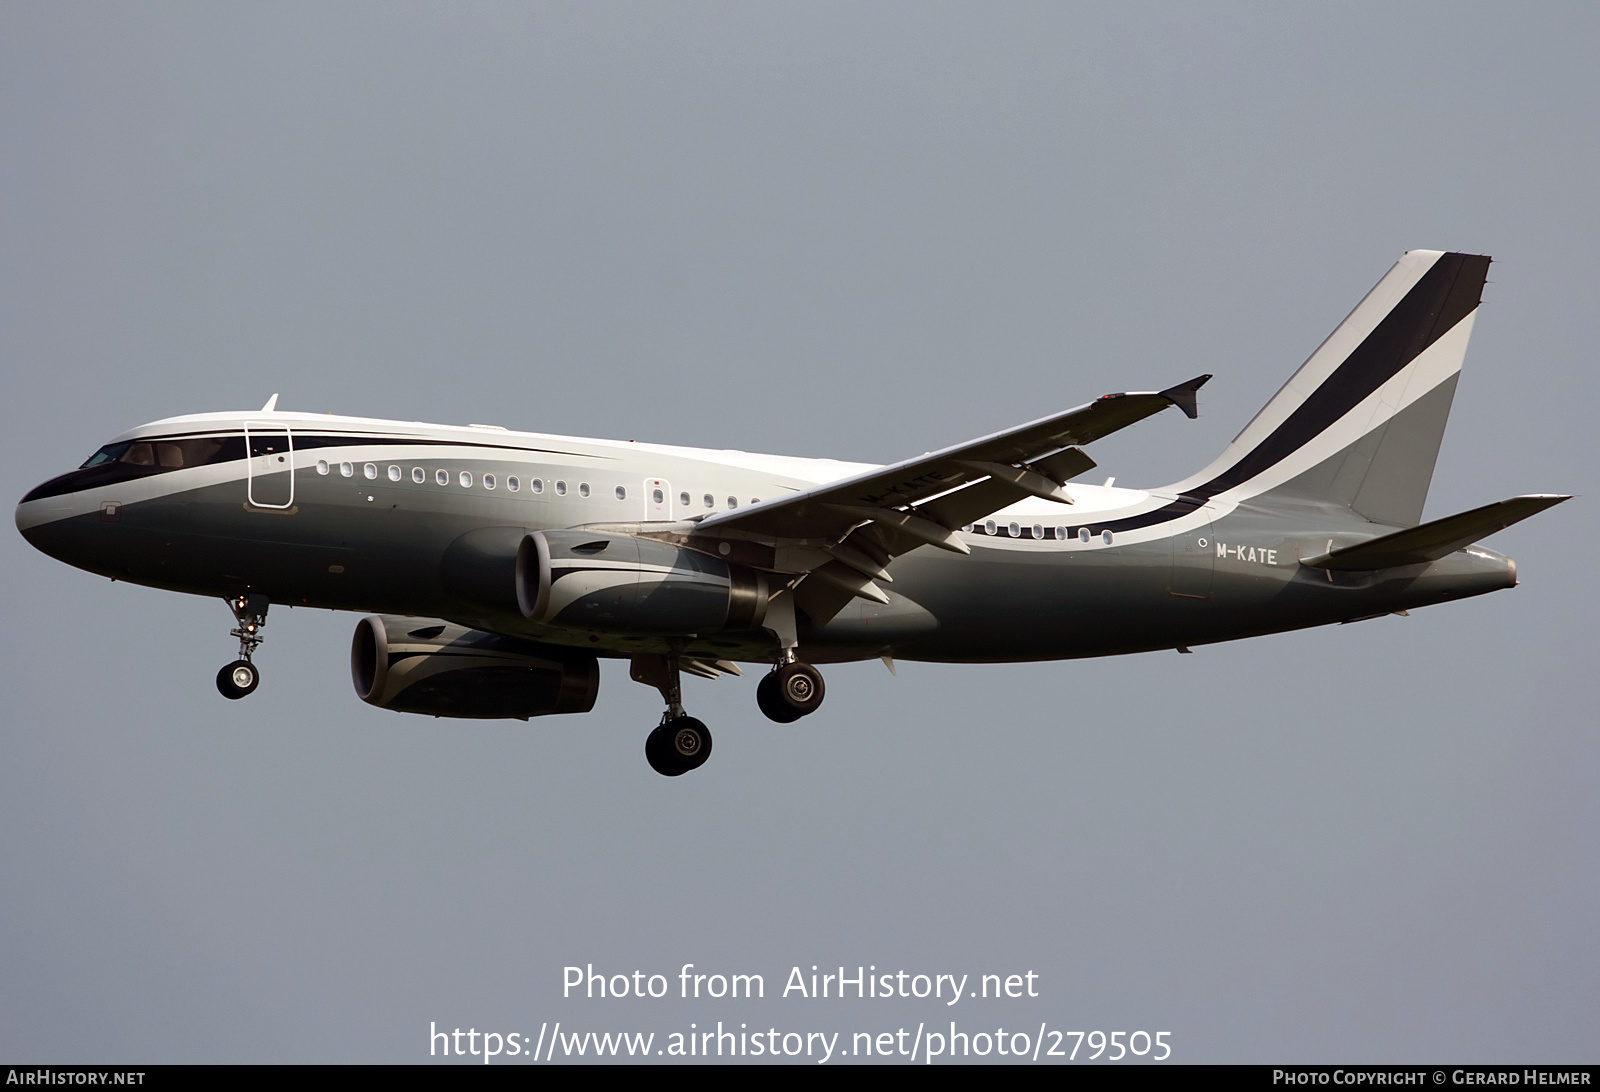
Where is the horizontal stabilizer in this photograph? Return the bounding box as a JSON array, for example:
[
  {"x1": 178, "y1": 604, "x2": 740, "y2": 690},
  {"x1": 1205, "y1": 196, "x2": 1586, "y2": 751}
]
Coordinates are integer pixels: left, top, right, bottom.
[{"x1": 1300, "y1": 495, "x2": 1570, "y2": 571}]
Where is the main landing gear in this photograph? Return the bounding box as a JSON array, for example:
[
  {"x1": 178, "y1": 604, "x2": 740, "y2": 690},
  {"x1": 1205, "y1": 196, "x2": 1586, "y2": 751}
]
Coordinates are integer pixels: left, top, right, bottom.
[
  {"x1": 216, "y1": 593, "x2": 269, "y2": 700},
  {"x1": 631, "y1": 652, "x2": 713, "y2": 777},
  {"x1": 645, "y1": 715, "x2": 712, "y2": 778},
  {"x1": 628, "y1": 649, "x2": 827, "y2": 776},
  {"x1": 756, "y1": 659, "x2": 826, "y2": 723}
]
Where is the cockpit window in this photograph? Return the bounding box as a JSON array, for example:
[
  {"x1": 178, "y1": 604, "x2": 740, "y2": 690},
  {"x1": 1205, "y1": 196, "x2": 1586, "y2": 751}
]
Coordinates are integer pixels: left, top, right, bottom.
[
  {"x1": 31, "y1": 433, "x2": 247, "y2": 503},
  {"x1": 83, "y1": 435, "x2": 240, "y2": 470},
  {"x1": 80, "y1": 442, "x2": 131, "y2": 468},
  {"x1": 169, "y1": 436, "x2": 236, "y2": 466}
]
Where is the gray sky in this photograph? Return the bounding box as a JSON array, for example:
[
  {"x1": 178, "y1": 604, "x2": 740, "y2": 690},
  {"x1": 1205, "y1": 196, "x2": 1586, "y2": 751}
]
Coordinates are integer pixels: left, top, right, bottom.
[{"x1": 2, "y1": 2, "x2": 1594, "y2": 1063}]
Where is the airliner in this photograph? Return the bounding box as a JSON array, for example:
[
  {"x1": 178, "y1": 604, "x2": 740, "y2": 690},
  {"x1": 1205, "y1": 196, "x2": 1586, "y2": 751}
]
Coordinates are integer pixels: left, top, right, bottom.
[{"x1": 16, "y1": 251, "x2": 1568, "y2": 775}]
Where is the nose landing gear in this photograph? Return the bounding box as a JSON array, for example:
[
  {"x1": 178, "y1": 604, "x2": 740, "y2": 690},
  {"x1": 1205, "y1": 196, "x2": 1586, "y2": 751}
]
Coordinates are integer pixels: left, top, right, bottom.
[
  {"x1": 216, "y1": 593, "x2": 269, "y2": 700},
  {"x1": 216, "y1": 659, "x2": 259, "y2": 699}
]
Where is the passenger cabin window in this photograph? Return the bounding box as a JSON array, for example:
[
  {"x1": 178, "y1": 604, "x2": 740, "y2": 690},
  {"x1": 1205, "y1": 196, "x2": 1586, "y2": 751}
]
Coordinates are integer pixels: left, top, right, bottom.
[
  {"x1": 616, "y1": 486, "x2": 627, "y2": 501},
  {"x1": 340, "y1": 462, "x2": 354, "y2": 477},
  {"x1": 1078, "y1": 527, "x2": 1090, "y2": 543},
  {"x1": 555, "y1": 480, "x2": 567, "y2": 496},
  {"x1": 679, "y1": 492, "x2": 690, "y2": 507},
  {"x1": 728, "y1": 497, "x2": 738, "y2": 509},
  {"x1": 652, "y1": 488, "x2": 664, "y2": 504},
  {"x1": 579, "y1": 483, "x2": 590, "y2": 498},
  {"x1": 703, "y1": 494, "x2": 714, "y2": 509},
  {"x1": 484, "y1": 473, "x2": 497, "y2": 490},
  {"x1": 388, "y1": 465, "x2": 401, "y2": 481},
  {"x1": 459, "y1": 471, "x2": 473, "y2": 488},
  {"x1": 531, "y1": 478, "x2": 544, "y2": 493},
  {"x1": 507, "y1": 476, "x2": 520, "y2": 492},
  {"x1": 316, "y1": 460, "x2": 330, "y2": 475},
  {"x1": 364, "y1": 463, "x2": 377, "y2": 480},
  {"x1": 435, "y1": 469, "x2": 449, "y2": 486},
  {"x1": 413, "y1": 467, "x2": 425, "y2": 483}
]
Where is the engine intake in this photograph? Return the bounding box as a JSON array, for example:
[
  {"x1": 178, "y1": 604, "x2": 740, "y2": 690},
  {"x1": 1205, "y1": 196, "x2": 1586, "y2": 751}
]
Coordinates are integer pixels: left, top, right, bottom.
[{"x1": 351, "y1": 615, "x2": 599, "y2": 720}]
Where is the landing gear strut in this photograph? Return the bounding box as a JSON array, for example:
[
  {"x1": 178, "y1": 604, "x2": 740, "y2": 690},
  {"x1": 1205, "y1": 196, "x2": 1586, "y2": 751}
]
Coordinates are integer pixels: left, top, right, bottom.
[
  {"x1": 216, "y1": 593, "x2": 269, "y2": 700},
  {"x1": 631, "y1": 652, "x2": 713, "y2": 777},
  {"x1": 754, "y1": 589, "x2": 825, "y2": 722},
  {"x1": 756, "y1": 658, "x2": 825, "y2": 723}
]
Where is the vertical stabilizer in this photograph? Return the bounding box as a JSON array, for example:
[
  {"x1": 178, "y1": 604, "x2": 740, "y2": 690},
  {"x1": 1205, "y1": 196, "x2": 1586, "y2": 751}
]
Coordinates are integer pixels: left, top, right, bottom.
[{"x1": 1169, "y1": 250, "x2": 1490, "y2": 526}]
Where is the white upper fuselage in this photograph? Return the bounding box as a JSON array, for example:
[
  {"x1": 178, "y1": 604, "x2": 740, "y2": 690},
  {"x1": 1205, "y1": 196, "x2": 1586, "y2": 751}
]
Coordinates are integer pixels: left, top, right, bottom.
[{"x1": 88, "y1": 408, "x2": 1155, "y2": 531}]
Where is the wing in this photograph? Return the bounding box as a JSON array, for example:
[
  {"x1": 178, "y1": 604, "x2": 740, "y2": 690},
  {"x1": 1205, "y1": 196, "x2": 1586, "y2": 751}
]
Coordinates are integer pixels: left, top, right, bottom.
[{"x1": 687, "y1": 374, "x2": 1210, "y2": 622}]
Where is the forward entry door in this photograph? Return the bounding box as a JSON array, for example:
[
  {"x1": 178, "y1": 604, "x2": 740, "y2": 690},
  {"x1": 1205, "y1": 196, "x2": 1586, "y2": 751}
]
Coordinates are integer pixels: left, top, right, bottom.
[{"x1": 245, "y1": 425, "x2": 295, "y2": 509}]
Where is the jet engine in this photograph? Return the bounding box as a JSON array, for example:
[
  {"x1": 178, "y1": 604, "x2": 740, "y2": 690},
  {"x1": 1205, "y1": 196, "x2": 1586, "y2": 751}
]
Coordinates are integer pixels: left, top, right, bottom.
[
  {"x1": 350, "y1": 615, "x2": 599, "y2": 719},
  {"x1": 515, "y1": 529, "x2": 768, "y2": 635}
]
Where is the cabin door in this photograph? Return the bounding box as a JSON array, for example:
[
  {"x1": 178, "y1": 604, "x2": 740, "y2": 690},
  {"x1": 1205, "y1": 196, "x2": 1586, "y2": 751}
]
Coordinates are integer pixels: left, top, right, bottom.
[{"x1": 245, "y1": 425, "x2": 295, "y2": 509}]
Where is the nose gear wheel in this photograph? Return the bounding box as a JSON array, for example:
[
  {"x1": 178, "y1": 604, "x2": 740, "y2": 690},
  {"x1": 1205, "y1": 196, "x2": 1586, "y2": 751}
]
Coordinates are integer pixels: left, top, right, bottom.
[
  {"x1": 217, "y1": 593, "x2": 269, "y2": 700},
  {"x1": 216, "y1": 659, "x2": 259, "y2": 699}
]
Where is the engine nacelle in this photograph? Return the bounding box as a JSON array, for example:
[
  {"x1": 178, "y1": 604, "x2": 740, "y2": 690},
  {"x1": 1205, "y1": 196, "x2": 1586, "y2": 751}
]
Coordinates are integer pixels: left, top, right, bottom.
[
  {"x1": 351, "y1": 615, "x2": 599, "y2": 720},
  {"x1": 516, "y1": 529, "x2": 768, "y2": 635}
]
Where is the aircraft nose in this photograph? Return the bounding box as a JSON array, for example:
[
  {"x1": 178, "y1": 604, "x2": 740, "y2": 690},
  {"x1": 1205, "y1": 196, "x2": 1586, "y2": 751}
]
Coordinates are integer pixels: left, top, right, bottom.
[
  {"x1": 16, "y1": 488, "x2": 51, "y2": 541},
  {"x1": 17, "y1": 494, "x2": 64, "y2": 559},
  {"x1": 15, "y1": 484, "x2": 98, "y2": 567}
]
